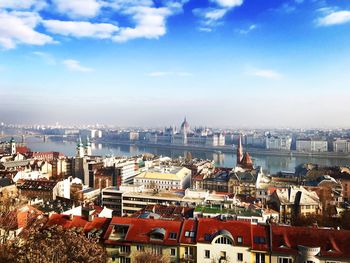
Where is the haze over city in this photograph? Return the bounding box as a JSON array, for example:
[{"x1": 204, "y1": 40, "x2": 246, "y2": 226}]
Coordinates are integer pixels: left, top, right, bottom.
[{"x1": 1, "y1": 0, "x2": 350, "y2": 127}]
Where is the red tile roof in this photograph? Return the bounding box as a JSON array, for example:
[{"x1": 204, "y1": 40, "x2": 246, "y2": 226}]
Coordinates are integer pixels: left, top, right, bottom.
[
  {"x1": 179, "y1": 219, "x2": 197, "y2": 244},
  {"x1": 105, "y1": 217, "x2": 183, "y2": 246},
  {"x1": 271, "y1": 225, "x2": 350, "y2": 258},
  {"x1": 16, "y1": 146, "x2": 29, "y2": 154},
  {"x1": 84, "y1": 217, "x2": 111, "y2": 233},
  {"x1": 196, "y1": 218, "x2": 252, "y2": 247}
]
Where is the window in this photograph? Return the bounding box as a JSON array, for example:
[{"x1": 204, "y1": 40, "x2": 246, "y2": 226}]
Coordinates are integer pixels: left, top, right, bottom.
[
  {"x1": 136, "y1": 245, "x2": 144, "y2": 252},
  {"x1": 278, "y1": 257, "x2": 292, "y2": 263},
  {"x1": 151, "y1": 246, "x2": 162, "y2": 255},
  {"x1": 253, "y1": 236, "x2": 266, "y2": 244},
  {"x1": 120, "y1": 246, "x2": 130, "y2": 253},
  {"x1": 189, "y1": 231, "x2": 196, "y2": 238},
  {"x1": 185, "y1": 231, "x2": 190, "y2": 237},
  {"x1": 120, "y1": 257, "x2": 130, "y2": 263},
  {"x1": 220, "y1": 251, "x2": 226, "y2": 260},
  {"x1": 205, "y1": 250, "x2": 210, "y2": 258},
  {"x1": 204, "y1": 233, "x2": 211, "y2": 241},
  {"x1": 184, "y1": 247, "x2": 193, "y2": 256},
  {"x1": 169, "y1": 232, "x2": 177, "y2": 239},
  {"x1": 237, "y1": 253, "x2": 243, "y2": 262},
  {"x1": 215, "y1": 236, "x2": 233, "y2": 245},
  {"x1": 237, "y1": 236, "x2": 243, "y2": 244},
  {"x1": 256, "y1": 253, "x2": 265, "y2": 263},
  {"x1": 171, "y1": 248, "x2": 176, "y2": 256}
]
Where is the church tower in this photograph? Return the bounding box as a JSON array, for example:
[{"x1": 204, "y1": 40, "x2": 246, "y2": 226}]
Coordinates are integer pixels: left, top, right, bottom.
[
  {"x1": 10, "y1": 137, "x2": 16, "y2": 155},
  {"x1": 85, "y1": 137, "x2": 92, "y2": 156},
  {"x1": 180, "y1": 117, "x2": 189, "y2": 145},
  {"x1": 236, "y1": 134, "x2": 243, "y2": 165},
  {"x1": 76, "y1": 137, "x2": 84, "y2": 158}
]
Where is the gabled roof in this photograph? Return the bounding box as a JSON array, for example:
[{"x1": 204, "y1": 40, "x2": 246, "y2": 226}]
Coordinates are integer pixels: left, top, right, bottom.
[
  {"x1": 271, "y1": 225, "x2": 350, "y2": 258},
  {"x1": 104, "y1": 217, "x2": 183, "y2": 246},
  {"x1": 196, "y1": 218, "x2": 252, "y2": 247},
  {"x1": 179, "y1": 219, "x2": 198, "y2": 244}
]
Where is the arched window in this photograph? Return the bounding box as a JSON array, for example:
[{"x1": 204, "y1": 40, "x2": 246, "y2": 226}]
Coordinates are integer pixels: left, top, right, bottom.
[{"x1": 214, "y1": 236, "x2": 233, "y2": 245}]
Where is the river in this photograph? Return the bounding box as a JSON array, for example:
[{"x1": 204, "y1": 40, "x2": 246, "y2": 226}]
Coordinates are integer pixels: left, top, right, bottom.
[{"x1": 18, "y1": 137, "x2": 350, "y2": 175}]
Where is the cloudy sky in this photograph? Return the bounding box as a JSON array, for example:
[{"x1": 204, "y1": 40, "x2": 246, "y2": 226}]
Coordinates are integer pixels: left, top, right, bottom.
[{"x1": 0, "y1": 0, "x2": 350, "y2": 128}]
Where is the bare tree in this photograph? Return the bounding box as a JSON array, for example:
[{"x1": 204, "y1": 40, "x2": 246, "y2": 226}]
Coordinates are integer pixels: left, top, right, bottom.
[
  {"x1": 132, "y1": 251, "x2": 170, "y2": 263},
  {"x1": 0, "y1": 199, "x2": 107, "y2": 263}
]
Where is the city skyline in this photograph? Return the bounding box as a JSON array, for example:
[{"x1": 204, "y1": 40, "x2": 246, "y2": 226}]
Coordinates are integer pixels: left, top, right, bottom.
[{"x1": 1, "y1": 0, "x2": 350, "y2": 127}]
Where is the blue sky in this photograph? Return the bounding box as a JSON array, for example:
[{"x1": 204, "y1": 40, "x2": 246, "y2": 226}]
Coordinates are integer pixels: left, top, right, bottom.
[{"x1": 0, "y1": 0, "x2": 350, "y2": 128}]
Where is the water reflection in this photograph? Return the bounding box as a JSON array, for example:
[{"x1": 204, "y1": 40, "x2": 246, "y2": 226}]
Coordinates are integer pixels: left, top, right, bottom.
[{"x1": 5, "y1": 137, "x2": 349, "y2": 174}]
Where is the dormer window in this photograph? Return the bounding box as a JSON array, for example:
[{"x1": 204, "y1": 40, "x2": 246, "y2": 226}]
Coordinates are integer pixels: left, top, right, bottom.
[
  {"x1": 204, "y1": 233, "x2": 211, "y2": 241},
  {"x1": 253, "y1": 236, "x2": 266, "y2": 244},
  {"x1": 185, "y1": 231, "x2": 195, "y2": 238},
  {"x1": 237, "y1": 236, "x2": 243, "y2": 244},
  {"x1": 111, "y1": 225, "x2": 129, "y2": 240},
  {"x1": 150, "y1": 228, "x2": 166, "y2": 241},
  {"x1": 169, "y1": 232, "x2": 177, "y2": 239}
]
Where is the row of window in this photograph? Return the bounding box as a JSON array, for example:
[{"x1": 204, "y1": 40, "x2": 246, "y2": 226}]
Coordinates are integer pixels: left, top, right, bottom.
[
  {"x1": 204, "y1": 250, "x2": 243, "y2": 261},
  {"x1": 215, "y1": 236, "x2": 232, "y2": 245},
  {"x1": 135, "y1": 245, "x2": 177, "y2": 256},
  {"x1": 203, "y1": 234, "x2": 243, "y2": 244},
  {"x1": 137, "y1": 179, "x2": 180, "y2": 185}
]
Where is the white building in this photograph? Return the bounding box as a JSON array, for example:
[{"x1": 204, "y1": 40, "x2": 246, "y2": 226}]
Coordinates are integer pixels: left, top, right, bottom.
[
  {"x1": 333, "y1": 138, "x2": 350, "y2": 153},
  {"x1": 115, "y1": 160, "x2": 140, "y2": 185},
  {"x1": 196, "y1": 219, "x2": 254, "y2": 263},
  {"x1": 134, "y1": 166, "x2": 191, "y2": 190},
  {"x1": 54, "y1": 177, "x2": 83, "y2": 199},
  {"x1": 13, "y1": 171, "x2": 49, "y2": 182},
  {"x1": 245, "y1": 133, "x2": 266, "y2": 148},
  {"x1": 296, "y1": 139, "x2": 328, "y2": 152},
  {"x1": 266, "y1": 136, "x2": 292, "y2": 150}
]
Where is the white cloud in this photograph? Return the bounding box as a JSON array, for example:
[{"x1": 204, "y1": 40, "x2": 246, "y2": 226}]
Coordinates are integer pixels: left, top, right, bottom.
[
  {"x1": 193, "y1": 8, "x2": 227, "y2": 28},
  {"x1": 194, "y1": 0, "x2": 243, "y2": 30},
  {"x1": 317, "y1": 10, "x2": 350, "y2": 26},
  {"x1": 236, "y1": 24, "x2": 256, "y2": 34},
  {"x1": 43, "y1": 20, "x2": 119, "y2": 39},
  {"x1": 0, "y1": 0, "x2": 46, "y2": 10},
  {"x1": 113, "y1": 6, "x2": 172, "y2": 42},
  {"x1": 52, "y1": 0, "x2": 101, "y2": 18},
  {"x1": 250, "y1": 68, "x2": 282, "y2": 80},
  {"x1": 63, "y1": 59, "x2": 93, "y2": 72},
  {"x1": 147, "y1": 71, "x2": 192, "y2": 77},
  {"x1": 108, "y1": 0, "x2": 187, "y2": 42},
  {"x1": 211, "y1": 0, "x2": 243, "y2": 8},
  {"x1": 0, "y1": 11, "x2": 54, "y2": 49}
]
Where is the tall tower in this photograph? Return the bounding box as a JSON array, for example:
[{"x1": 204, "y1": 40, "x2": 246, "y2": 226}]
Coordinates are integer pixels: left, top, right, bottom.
[
  {"x1": 10, "y1": 137, "x2": 16, "y2": 155},
  {"x1": 236, "y1": 134, "x2": 243, "y2": 165},
  {"x1": 180, "y1": 117, "x2": 189, "y2": 145},
  {"x1": 76, "y1": 137, "x2": 84, "y2": 158},
  {"x1": 85, "y1": 137, "x2": 92, "y2": 156}
]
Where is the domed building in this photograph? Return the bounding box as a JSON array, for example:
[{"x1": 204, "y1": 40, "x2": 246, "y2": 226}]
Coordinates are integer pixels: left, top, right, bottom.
[{"x1": 180, "y1": 117, "x2": 190, "y2": 135}]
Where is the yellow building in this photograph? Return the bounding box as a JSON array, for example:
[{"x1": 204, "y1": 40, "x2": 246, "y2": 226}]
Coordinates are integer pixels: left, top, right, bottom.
[{"x1": 134, "y1": 166, "x2": 191, "y2": 190}]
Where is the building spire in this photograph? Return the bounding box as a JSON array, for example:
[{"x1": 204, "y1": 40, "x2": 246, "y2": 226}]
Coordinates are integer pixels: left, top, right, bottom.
[{"x1": 237, "y1": 134, "x2": 243, "y2": 165}]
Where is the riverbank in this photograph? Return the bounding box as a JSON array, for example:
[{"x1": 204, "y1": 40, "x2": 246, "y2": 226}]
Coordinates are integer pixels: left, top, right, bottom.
[{"x1": 98, "y1": 140, "x2": 350, "y2": 159}]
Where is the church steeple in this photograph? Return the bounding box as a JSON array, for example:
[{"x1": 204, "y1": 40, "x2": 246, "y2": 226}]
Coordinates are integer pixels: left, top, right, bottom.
[
  {"x1": 85, "y1": 137, "x2": 92, "y2": 156},
  {"x1": 10, "y1": 137, "x2": 16, "y2": 155},
  {"x1": 236, "y1": 134, "x2": 243, "y2": 165},
  {"x1": 76, "y1": 136, "x2": 84, "y2": 158}
]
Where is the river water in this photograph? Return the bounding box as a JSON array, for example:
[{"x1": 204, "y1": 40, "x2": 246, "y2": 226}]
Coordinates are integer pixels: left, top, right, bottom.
[{"x1": 18, "y1": 137, "x2": 350, "y2": 175}]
